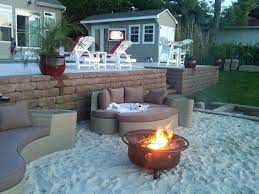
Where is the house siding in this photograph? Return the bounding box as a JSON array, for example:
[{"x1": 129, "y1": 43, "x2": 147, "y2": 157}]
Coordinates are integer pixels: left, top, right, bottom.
[
  {"x1": 89, "y1": 19, "x2": 159, "y2": 62},
  {"x1": 0, "y1": 0, "x2": 63, "y2": 59},
  {"x1": 157, "y1": 11, "x2": 176, "y2": 28},
  {"x1": 215, "y1": 28, "x2": 259, "y2": 45}
]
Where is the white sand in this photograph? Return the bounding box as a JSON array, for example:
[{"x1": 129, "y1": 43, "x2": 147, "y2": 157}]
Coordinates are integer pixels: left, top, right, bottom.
[{"x1": 24, "y1": 112, "x2": 259, "y2": 194}]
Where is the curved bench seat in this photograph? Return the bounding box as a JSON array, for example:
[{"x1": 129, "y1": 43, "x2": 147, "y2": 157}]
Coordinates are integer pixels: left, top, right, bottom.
[
  {"x1": 117, "y1": 105, "x2": 178, "y2": 122},
  {"x1": 0, "y1": 127, "x2": 50, "y2": 192}
]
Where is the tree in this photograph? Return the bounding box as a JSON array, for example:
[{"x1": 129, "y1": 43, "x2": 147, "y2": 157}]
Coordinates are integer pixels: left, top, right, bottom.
[
  {"x1": 211, "y1": 0, "x2": 222, "y2": 32},
  {"x1": 221, "y1": 0, "x2": 257, "y2": 26}
]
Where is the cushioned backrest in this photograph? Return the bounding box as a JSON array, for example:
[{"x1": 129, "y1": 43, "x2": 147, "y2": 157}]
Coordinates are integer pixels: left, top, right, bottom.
[
  {"x1": 125, "y1": 87, "x2": 144, "y2": 103},
  {"x1": 98, "y1": 89, "x2": 111, "y2": 109},
  {"x1": 0, "y1": 102, "x2": 32, "y2": 131},
  {"x1": 108, "y1": 88, "x2": 124, "y2": 104},
  {"x1": 144, "y1": 88, "x2": 168, "y2": 105}
]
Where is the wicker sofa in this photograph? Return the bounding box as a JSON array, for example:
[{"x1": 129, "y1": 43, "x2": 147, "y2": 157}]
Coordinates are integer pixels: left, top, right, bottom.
[
  {"x1": 0, "y1": 103, "x2": 77, "y2": 194},
  {"x1": 90, "y1": 87, "x2": 178, "y2": 136}
]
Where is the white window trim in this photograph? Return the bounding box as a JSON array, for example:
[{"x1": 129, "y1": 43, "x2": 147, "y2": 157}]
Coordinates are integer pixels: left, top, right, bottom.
[
  {"x1": 15, "y1": 10, "x2": 41, "y2": 49},
  {"x1": 142, "y1": 24, "x2": 155, "y2": 44},
  {"x1": 0, "y1": 4, "x2": 13, "y2": 43},
  {"x1": 44, "y1": 11, "x2": 56, "y2": 29},
  {"x1": 128, "y1": 24, "x2": 140, "y2": 44}
]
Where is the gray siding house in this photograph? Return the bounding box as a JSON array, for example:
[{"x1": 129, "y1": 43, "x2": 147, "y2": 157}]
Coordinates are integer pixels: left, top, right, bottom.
[
  {"x1": 81, "y1": 9, "x2": 178, "y2": 62},
  {"x1": 0, "y1": 0, "x2": 65, "y2": 59}
]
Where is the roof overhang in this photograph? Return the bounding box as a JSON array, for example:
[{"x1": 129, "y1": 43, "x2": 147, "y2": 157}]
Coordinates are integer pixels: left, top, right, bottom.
[
  {"x1": 80, "y1": 9, "x2": 178, "y2": 25},
  {"x1": 36, "y1": 1, "x2": 66, "y2": 10},
  {"x1": 81, "y1": 15, "x2": 158, "y2": 24}
]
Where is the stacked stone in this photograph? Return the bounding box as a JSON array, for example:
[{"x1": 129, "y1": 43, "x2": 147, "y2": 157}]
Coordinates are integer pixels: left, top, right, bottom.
[
  {"x1": 0, "y1": 69, "x2": 167, "y2": 120},
  {"x1": 166, "y1": 66, "x2": 219, "y2": 95}
]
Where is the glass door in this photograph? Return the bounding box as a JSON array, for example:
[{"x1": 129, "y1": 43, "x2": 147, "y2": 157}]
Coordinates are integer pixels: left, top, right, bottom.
[
  {"x1": 29, "y1": 15, "x2": 40, "y2": 47},
  {"x1": 16, "y1": 9, "x2": 41, "y2": 48}
]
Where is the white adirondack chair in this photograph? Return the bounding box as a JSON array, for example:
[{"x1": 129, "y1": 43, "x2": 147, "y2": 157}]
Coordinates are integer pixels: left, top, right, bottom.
[
  {"x1": 166, "y1": 39, "x2": 193, "y2": 67},
  {"x1": 65, "y1": 36, "x2": 100, "y2": 69},
  {"x1": 106, "y1": 41, "x2": 136, "y2": 69}
]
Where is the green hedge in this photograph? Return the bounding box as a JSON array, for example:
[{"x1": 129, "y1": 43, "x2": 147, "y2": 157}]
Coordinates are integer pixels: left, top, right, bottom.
[{"x1": 209, "y1": 43, "x2": 259, "y2": 66}]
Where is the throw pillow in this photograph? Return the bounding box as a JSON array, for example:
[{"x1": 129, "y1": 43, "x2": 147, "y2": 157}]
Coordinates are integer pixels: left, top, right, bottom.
[
  {"x1": 98, "y1": 89, "x2": 111, "y2": 109},
  {"x1": 144, "y1": 88, "x2": 168, "y2": 105},
  {"x1": 0, "y1": 102, "x2": 32, "y2": 131},
  {"x1": 108, "y1": 88, "x2": 124, "y2": 104},
  {"x1": 125, "y1": 87, "x2": 144, "y2": 103}
]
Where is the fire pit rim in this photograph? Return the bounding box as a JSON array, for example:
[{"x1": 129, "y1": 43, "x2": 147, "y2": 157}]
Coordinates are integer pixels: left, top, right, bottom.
[{"x1": 122, "y1": 129, "x2": 189, "y2": 153}]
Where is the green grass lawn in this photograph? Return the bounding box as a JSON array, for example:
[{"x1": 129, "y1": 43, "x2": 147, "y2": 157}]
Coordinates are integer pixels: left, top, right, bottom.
[{"x1": 190, "y1": 71, "x2": 259, "y2": 107}]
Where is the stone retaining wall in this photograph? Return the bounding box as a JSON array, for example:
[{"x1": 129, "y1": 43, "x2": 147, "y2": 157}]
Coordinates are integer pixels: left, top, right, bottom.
[
  {"x1": 146, "y1": 65, "x2": 219, "y2": 95},
  {"x1": 167, "y1": 66, "x2": 219, "y2": 95},
  {"x1": 0, "y1": 69, "x2": 167, "y2": 120}
]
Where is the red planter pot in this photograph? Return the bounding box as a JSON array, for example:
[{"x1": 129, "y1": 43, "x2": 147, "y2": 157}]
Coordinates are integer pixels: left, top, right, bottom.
[
  {"x1": 184, "y1": 59, "x2": 197, "y2": 69},
  {"x1": 214, "y1": 58, "x2": 224, "y2": 66},
  {"x1": 39, "y1": 56, "x2": 65, "y2": 76}
]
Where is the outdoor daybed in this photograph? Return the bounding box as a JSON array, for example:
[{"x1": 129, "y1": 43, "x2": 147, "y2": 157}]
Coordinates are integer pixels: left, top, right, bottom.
[
  {"x1": 0, "y1": 103, "x2": 77, "y2": 194},
  {"x1": 90, "y1": 87, "x2": 178, "y2": 136}
]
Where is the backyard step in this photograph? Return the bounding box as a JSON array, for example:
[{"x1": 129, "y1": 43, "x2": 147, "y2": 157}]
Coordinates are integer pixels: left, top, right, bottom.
[{"x1": 167, "y1": 89, "x2": 177, "y2": 95}]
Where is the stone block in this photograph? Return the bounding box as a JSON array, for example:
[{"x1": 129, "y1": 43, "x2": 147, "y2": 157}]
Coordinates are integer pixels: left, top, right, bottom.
[
  {"x1": 56, "y1": 95, "x2": 75, "y2": 104},
  {"x1": 16, "y1": 82, "x2": 36, "y2": 91},
  {"x1": 23, "y1": 99, "x2": 38, "y2": 108},
  {"x1": 60, "y1": 87, "x2": 75, "y2": 95},
  {"x1": 9, "y1": 76, "x2": 31, "y2": 83},
  {"x1": 45, "y1": 88, "x2": 60, "y2": 97},
  {"x1": 0, "y1": 77, "x2": 9, "y2": 84},
  {"x1": 0, "y1": 84, "x2": 16, "y2": 93},
  {"x1": 38, "y1": 97, "x2": 56, "y2": 107},
  {"x1": 6, "y1": 92, "x2": 23, "y2": 102},
  {"x1": 76, "y1": 85, "x2": 90, "y2": 93},
  {"x1": 36, "y1": 81, "x2": 57, "y2": 90},
  {"x1": 62, "y1": 73, "x2": 84, "y2": 79},
  {"x1": 31, "y1": 75, "x2": 51, "y2": 82}
]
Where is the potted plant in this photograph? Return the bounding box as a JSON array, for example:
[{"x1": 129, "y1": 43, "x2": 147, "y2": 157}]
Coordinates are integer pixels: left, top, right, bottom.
[
  {"x1": 184, "y1": 54, "x2": 197, "y2": 70},
  {"x1": 212, "y1": 44, "x2": 225, "y2": 70},
  {"x1": 25, "y1": 19, "x2": 79, "y2": 76},
  {"x1": 39, "y1": 20, "x2": 78, "y2": 76}
]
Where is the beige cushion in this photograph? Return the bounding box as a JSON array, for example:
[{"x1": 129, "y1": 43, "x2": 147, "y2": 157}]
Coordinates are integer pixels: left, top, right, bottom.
[
  {"x1": 0, "y1": 102, "x2": 32, "y2": 131},
  {"x1": 92, "y1": 109, "x2": 119, "y2": 119},
  {"x1": 117, "y1": 105, "x2": 177, "y2": 122},
  {"x1": 98, "y1": 89, "x2": 110, "y2": 109},
  {"x1": 125, "y1": 87, "x2": 144, "y2": 103},
  {"x1": 108, "y1": 88, "x2": 124, "y2": 104},
  {"x1": 144, "y1": 88, "x2": 168, "y2": 105}
]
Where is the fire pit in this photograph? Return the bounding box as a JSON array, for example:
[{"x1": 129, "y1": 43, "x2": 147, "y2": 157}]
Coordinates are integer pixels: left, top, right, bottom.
[{"x1": 122, "y1": 129, "x2": 189, "y2": 179}]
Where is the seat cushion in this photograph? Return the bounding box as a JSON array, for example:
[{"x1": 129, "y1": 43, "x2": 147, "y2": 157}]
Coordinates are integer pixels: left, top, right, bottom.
[
  {"x1": 92, "y1": 109, "x2": 119, "y2": 119},
  {"x1": 117, "y1": 105, "x2": 177, "y2": 122},
  {"x1": 125, "y1": 87, "x2": 144, "y2": 103},
  {"x1": 98, "y1": 89, "x2": 111, "y2": 110},
  {"x1": 0, "y1": 126, "x2": 50, "y2": 192},
  {"x1": 0, "y1": 102, "x2": 32, "y2": 131},
  {"x1": 144, "y1": 88, "x2": 168, "y2": 105},
  {"x1": 108, "y1": 88, "x2": 124, "y2": 104}
]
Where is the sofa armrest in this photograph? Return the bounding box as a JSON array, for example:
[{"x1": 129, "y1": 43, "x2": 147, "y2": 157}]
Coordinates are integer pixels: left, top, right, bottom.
[
  {"x1": 30, "y1": 110, "x2": 49, "y2": 127},
  {"x1": 91, "y1": 91, "x2": 100, "y2": 112},
  {"x1": 164, "y1": 97, "x2": 173, "y2": 106}
]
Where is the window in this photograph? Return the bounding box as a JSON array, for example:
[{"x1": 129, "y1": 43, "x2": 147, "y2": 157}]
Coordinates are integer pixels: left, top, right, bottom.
[
  {"x1": 0, "y1": 4, "x2": 12, "y2": 42},
  {"x1": 143, "y1": 24, "x2": 155, "y2": 44},
  {"x1": 44, "y1": 12, "x2": 56, "y2": 30},
  {"x1": 16, "y1": 9, "x2": 41, "y2": 48},
  {"x1": 129, "y1": 25, "x2": 140, "y2": 44}
]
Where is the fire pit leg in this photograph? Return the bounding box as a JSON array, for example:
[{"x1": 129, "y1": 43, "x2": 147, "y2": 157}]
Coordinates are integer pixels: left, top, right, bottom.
[{"x1": 153, "y1": 170, "x2": 161, "y2": 179}]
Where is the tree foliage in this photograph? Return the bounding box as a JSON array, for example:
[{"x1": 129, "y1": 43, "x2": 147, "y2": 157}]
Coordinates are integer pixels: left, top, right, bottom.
[{"x1": 221, "y1": 0, "x2": 257, "y2": 26}]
